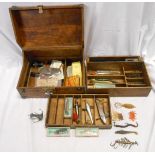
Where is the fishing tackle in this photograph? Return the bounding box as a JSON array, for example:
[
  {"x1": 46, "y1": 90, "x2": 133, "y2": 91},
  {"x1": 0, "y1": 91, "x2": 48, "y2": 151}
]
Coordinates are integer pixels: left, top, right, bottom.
[
  {"x1": 95, "y1": 99, "x2": 106, "y2": 124},
  {"x1": 33, "y1": 62, "x2": 44, "y2": 67},
  {"x1": 115, "y1": 102, "x2": 136, "y2": 109},
  {"x1": 115, "y1": 130, "x2": 138, "y2": 135},
  {"x1": 114, "y1": 122, "x2": 138, "y2": 128},
  {"x1": 29, "y1": 109, "x2": 43, "y2": 123},
  {"x1": 86, "y1": 102, "x2": 94, "y2": 124},
  {"x1": 129, "y1": 111, "x2": 136, "y2": 121},
  {"x1": 110, "y1": 137, "x2": 138, "y2": 149},
  {"x1": 112, "y1": 111, "x2": 124, "y2": 121}
]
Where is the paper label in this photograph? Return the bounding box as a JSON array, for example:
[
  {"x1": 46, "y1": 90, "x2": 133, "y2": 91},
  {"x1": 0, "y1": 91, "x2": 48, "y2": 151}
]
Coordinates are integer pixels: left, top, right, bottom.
[
  {"x1": 75, "y1": 128, "x2": 99, "y2": 137},
  {"x1": 47, "y1": 127, "x2": 70, "y2": 137}
]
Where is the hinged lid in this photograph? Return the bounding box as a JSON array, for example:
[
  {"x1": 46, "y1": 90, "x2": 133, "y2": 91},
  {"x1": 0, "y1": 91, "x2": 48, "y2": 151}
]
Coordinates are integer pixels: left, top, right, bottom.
[{"x1": 9, "y1": 5, "x2": 84, "y2": 57}]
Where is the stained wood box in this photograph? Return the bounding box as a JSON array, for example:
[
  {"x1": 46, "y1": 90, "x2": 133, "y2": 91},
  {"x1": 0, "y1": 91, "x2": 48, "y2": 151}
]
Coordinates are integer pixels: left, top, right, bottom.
[
  {"x1": 9, "y1": 5, "x2": 85, "y2": 98},
  {"x1": 86, "y1": 56, "x2": 152, "y2": 96},
  {"x1": 9, "y1": 5, "x2": 151, "y2": 130},
  {"x1": 46, "y1": 94, "x2": 112, "y2": 129}
]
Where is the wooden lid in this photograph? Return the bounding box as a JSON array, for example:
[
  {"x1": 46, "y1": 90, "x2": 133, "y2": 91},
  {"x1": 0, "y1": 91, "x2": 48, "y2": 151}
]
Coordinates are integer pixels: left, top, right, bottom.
[{"x1": 9, "y1": 5, "x2": 84, "y2": 56}]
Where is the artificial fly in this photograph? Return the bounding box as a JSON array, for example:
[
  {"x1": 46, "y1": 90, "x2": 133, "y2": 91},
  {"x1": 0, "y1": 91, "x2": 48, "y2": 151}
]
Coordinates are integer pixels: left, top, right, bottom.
[
  {"x1": 129, "y1": 111, "x2": 136, "y2": 122},
  {"x1": 115, "y1": 102, "x2": 136, "y2": 109}
]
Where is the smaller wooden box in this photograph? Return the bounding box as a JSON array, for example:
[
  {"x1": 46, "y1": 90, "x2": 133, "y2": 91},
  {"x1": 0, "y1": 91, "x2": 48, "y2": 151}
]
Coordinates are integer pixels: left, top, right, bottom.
[
  {"x1": 9, "y1": 5, "x2": 85, "y2": 98},
  {"x1": 86, "y1": 56, "x2": 152, "y2": 97},
  {"x1": 45, "y1": 94, "x2": 112, "y2": 129}
]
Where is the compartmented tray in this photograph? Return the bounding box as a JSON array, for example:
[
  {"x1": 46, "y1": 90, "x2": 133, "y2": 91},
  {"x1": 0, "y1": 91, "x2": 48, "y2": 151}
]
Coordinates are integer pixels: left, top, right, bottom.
[
  {"x1": 46, "y1": 94, "x2": 112, "y2": 129},
  {"x1": 9, "y1": 5, "x2": 85, "y2": 98},
  {"x1": 86, "y1": 56, "x2": 152, "y2": 96},
  {"x1": 17, "y1": 56, "x2": 85, "y2": 98}
]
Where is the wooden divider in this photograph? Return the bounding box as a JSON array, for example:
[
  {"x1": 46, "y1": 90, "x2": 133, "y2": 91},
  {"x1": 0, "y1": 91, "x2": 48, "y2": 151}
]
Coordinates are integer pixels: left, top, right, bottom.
[{"x1": 46, "y1": 94, "x2": 112, "y2": 129}]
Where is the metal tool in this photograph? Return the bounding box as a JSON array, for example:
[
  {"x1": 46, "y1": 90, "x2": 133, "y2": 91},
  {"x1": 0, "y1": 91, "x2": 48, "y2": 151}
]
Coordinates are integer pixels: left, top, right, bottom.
[
  {"x1": 86, "y1": 102, "x2": 93, "y2": 124},
  {"x1": 96, "y1": 99, "x2": 106, "y2": 124}
]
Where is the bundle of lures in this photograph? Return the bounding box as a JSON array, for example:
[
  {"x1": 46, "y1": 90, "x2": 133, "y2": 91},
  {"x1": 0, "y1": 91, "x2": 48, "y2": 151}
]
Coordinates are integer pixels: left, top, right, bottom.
[
  {"x1": 29, "y1": 60, "x2": 82, "y2": 87},
  {"x1": 111, "y1": 102, "x2": 138, "y2": 150}
]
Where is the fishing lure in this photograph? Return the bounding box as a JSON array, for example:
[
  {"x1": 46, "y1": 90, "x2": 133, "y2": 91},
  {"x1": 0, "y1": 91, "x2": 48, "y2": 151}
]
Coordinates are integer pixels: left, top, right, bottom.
[
  {"x1": 110, "y1": 137, "x2": 138, "y2": 149},
  {"x1": 114, "y1": 122, "x2": 138, "y2": 128},
  {"x1": 95, "y1": 99, "x2": 106, "y2": 124},
  {"x1": 86, "y1": 102, "x2": 94, "y2": 124},
  {"x1": 29, "y1": 109, "x2": 43, "y2": 123},
  {"x1": 115, "y1": 130, "x2": 138, "y2": 135},
  {"x1": 115, "y1": 102, "x2": 136, "y2": 109},
  {"x1": 112, "y1": 111, "x2": 124, "y2": 121},
  {"x1": 129, "y1": 111, "x2": 136, "y2": 121}
]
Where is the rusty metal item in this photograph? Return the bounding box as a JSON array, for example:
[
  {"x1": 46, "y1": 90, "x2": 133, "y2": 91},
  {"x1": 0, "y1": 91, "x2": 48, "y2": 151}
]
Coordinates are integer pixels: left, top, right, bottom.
[{"x1": 110, "y1": 137, "x2": 138, "y2": 149}]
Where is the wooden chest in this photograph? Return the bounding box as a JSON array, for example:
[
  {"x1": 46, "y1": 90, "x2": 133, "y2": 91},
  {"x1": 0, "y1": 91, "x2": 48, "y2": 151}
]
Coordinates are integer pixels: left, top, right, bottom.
[
  {"x1": 10, "y1": 5, "x2": 85, "y2": 98},
  {"x1": 86, "y1": 56, "x2": 152, "y2": 96},
  {"x1": 9, "y1": 4, "x2": 151, "y2": 131}
]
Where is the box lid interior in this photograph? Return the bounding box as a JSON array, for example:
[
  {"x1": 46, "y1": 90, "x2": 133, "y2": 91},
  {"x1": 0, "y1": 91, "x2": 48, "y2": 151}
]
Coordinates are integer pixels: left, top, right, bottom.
[{"x1": 10, "y1": 5, "x2": 84, "y2": 57}]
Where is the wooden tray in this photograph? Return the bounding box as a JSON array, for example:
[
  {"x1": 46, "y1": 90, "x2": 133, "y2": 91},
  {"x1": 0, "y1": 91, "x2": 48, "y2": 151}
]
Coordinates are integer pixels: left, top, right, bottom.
[
  {"x1": 46, "y1": 94, "x2": 112, "y2": 129},
  {"x1": 86, "y1": 56, "x2": 152, "y2": 96}
]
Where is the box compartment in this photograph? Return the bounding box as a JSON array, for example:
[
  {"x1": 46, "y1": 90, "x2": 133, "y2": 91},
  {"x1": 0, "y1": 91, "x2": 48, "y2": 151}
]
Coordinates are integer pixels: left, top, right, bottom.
[
  {"x1": 46, "y1": 94, "x2": 112, "y2": 129},
  {"x1": 9, "y1": 5, "x2": 85, "y2": 98},
  {"x1": 86, "y1": 56, "x2": 152, "y2": 96}
]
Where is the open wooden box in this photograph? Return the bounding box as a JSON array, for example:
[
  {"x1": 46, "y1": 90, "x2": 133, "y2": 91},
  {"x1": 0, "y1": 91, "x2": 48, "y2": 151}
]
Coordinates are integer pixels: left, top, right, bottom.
[
  {"x1": 9, "y1": 4, "x2": 151, "y2": 131},
  {"x1": 86, "y1": 56, "x2": 152, "y2": 96},
  {"x1": 9, "y1": 5, "x2": 85, "y2": 98}
]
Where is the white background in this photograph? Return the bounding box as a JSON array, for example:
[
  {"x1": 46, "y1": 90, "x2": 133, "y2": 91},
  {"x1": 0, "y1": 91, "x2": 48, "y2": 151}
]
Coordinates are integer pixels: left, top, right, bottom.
[{"x1": 0, "y1": 2, "x2": 155, "y2": 152}]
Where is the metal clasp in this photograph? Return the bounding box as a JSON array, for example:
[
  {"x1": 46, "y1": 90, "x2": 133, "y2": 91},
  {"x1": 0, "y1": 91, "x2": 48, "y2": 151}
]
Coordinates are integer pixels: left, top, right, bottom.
[
  {"x1": 38, "y1": 5, "x2": 43, "y2": 14},
  {"x1": 44, "y1": 87, "x2": 55, "y2": 97},
  {"x1": 45, "y1": 90, "x2": 53, "y2": 97}
]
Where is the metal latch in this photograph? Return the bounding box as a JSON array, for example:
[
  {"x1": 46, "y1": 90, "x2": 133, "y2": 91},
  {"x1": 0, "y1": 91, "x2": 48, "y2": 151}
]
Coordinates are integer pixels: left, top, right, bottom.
[
  {"x1": 38, "y1": 5, "x2": 43, "y2": 14},
  {"x1": 44, "y1": 88, "x2": 55, "y2": 97},
  {"x1": 45, "y1": 91, "x2": 53, "y2": 97}
]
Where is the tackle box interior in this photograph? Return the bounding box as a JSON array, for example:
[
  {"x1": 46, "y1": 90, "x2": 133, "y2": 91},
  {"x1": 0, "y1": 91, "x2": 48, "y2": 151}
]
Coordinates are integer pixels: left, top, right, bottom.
[
  {"x1": 9, "y1": 5, "x2": 85, "y2": 98},
  {"x1": 86, "y1": 56, "x2": 152, "y2": 96},
  {"x1": 46, "y1": 94, "x2": 112, "y2": 129}
]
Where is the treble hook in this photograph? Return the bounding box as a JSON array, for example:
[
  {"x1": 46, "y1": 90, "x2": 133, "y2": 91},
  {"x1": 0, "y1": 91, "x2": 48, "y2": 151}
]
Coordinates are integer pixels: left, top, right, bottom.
[
  {"x1": 110, "y1": 142, "x2": 118, "y2": 149},
  {"x1": 29, "y1": 109, "x2": 43, "y2": 123}
]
